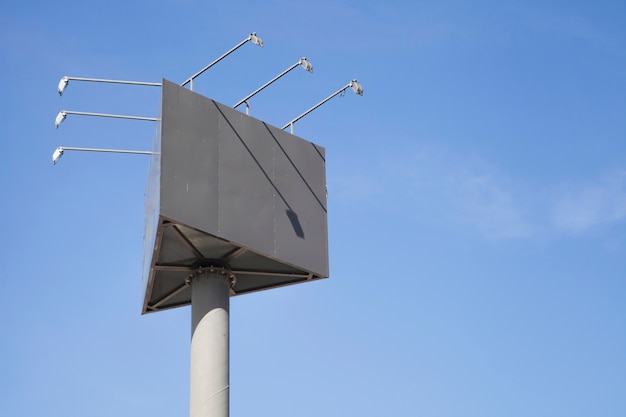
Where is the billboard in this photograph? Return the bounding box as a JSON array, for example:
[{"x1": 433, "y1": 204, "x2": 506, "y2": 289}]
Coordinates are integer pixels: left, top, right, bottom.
[{"x1": 142, "y1": 80, "x2": 328, "y2": 313}]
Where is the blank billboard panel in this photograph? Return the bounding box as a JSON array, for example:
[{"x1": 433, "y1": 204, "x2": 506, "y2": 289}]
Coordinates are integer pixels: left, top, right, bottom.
[{"x1": 142, "y1": 80, "x2": 328, "y2": 313}]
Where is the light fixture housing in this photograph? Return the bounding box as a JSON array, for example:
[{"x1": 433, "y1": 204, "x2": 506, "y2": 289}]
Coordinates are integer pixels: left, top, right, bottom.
[
  {"x1": 58, "y1": 77, "x2": 69, "y2": 96},
  {"x1": 249, "y1": 32, "x2": 263, "y2": 47},
  {"x1": 55, "y1": 111, "x2": 67, "y2": 128},
  {"x1": 52, "y1": 147, "x2": 64, "y2": 164},
  {"x1": 351, "y1": 79, "x2": 364, "y2": 96},
  {"x1": 299, "y1": 57, "x2": 313, "y2": 73}
]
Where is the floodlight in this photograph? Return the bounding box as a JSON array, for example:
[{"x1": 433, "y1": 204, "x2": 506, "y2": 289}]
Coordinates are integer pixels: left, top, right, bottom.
[
  {"x1": 58, "y1": 76, "x2": 69, "y2": 96},
  {"x1": 249, "y1": 32, "x2": 263, "y2": 47},
  {"x1": 299, "y1": 57, "x2": 313, "y2": 73},
  {"x1": 57, "y1": 76, "x2": 161, "y2": 96},
  {"x1": 54, "y1": 110, "x2": 159, "y2": 128},
  {"x1": 52, "y1": 147, "x2": 64, "y2": 164},
  {"x1": 233, "y1": 57, "x2": 314, "y2": 114},
  {"x1": 281, "y1": 79, "x2": 364, "y2": 133},
  {"x1": 52, "y1": 146, "x2": 156, "y2": 164},
  {"x1": 351, "y1": 80, "x2": 363, "y2": 95},
  {"x1": 55, "y1": 111, "x2": 67, "y2": 128},
  {"x1": 182, "y1": 32, "x2": 264, "y2": 90}
]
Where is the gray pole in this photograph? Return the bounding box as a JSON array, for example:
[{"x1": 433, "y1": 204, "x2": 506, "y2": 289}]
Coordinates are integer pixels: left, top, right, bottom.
[{"x1": 190, "y1": 267, "x2": 233, "y2": 417}]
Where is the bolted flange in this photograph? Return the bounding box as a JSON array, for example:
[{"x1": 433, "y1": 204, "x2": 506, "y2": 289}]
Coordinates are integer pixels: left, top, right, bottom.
[{"x1": 186, "y1": 259, "x2": 236, "y2": 289}]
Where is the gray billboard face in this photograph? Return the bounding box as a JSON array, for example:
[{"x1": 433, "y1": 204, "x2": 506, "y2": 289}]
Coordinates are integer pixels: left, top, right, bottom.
[{"x1": 142, "y1": 80, "x2": 328, "y2": 313}]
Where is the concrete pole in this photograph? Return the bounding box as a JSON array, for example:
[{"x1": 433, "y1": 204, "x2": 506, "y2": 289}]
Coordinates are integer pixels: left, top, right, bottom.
[{"x1": 190, "y1": 269, "x2": 231, "y2": 417}]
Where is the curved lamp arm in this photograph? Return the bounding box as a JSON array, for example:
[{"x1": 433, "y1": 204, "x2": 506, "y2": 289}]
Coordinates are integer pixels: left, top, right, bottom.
[
  {"x1": 55, "y1": 110, "x2": 160, "y2": 128},
  {"x1": 233, "y1": 57, "x2": 313, "y2": 115},
  {"x1": 181, "y1": 32, "x2": 264, "y2": 90},
  {"x1": 52, "y1": 146, "x2": 157, "y2": 165},
  {"x1": 58, "y1": 76, "x2": 161, "y2": 96},
  {"x1": 281, "y1": 79, "x2": 363, "y2": 133}
]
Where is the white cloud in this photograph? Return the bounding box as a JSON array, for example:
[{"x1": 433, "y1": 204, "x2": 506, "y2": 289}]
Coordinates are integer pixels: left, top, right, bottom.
[
  {"x1": 448, "y1": 169, "x2": 532, "y2": 240},
  {"x1": 379, "y1": 144, "x2": 533, "y2": 241},
  {"x1": 331, "y1": 140, "x2": 626, "y2": 242},
  {"x1": 551, "y1": 170, "x2": 626, "y2": 234}
]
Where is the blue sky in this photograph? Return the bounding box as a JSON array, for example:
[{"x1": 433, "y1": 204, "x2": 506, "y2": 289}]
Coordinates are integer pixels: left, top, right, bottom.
[{"x1": 1, "y1": 1, "x2": 625, "y2": 416}]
